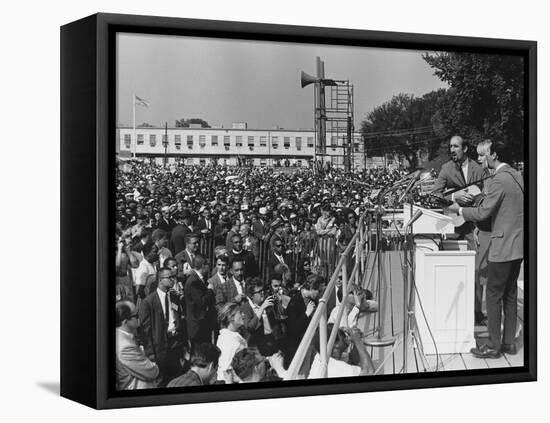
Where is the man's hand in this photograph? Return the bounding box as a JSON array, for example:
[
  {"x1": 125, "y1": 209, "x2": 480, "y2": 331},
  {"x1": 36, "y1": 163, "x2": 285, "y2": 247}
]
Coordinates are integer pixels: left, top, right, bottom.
[
  {"x1": 349, "y1": 327, "x2": 363, "y2": 344},
  {"x1": 447, "y1": 202, "x2": 461, "y2": 214},
  {"x1": 234, "y1": 294, "x2": 244, "y2": 303},
  {"x1": 260, "y1": 296, "x2": 274, "y2": 313},
  {"x1": 305, "y1": 301, "x2": 316, "y2": 317},
  {"x1": 454, "y1": 191, "x2": 473, "y2": 206},
  {"x1": 207, "y1": 283, "x2": 214, "y2": 290},
  {"x1": 183, "y1": 263, "x2": 193, "y2": 275}
]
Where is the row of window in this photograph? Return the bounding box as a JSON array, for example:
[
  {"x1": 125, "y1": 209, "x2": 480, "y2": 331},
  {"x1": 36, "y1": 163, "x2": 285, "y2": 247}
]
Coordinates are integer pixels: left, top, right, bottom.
[
  {"x1": 179, "y1": 158, "x2": 304, "y2": 166},
  {"x1": 122, "y1": 134, "x2": 316, "y2": 149}
]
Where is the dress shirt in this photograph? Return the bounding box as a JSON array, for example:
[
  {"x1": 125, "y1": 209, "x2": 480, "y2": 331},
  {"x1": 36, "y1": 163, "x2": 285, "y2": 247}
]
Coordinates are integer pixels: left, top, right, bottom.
[
  {"x1": 274, "y1": 253, "x2": 286, "y2": 265},
  {"x1": 461, "y1": 159, "x2": 469, "y2": 183},
  {"x1": 156, "y1": 288, "x2": 177, "y2": 334},
  {"x1": 451, "y1": 160, "x2": 469, "y2": 201},
  {"x1": 135, "y1": 259, "x2": 155, "y2": 286},
  {"x1": 234, "y1": 279, "x2": 244, "y2": 295}
]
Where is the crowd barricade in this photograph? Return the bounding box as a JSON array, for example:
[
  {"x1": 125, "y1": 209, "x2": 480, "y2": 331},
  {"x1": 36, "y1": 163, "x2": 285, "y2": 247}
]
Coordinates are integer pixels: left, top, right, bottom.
[
  {"x1": 198, "y1": 231, "x2": 341, "y2": 284},
  {"x1": 284, "y1": 214, "x2": 368, "y2": 380},
  {"x1": 199, "y1": 235, "x2": 216, "y2": 264},
  {"x1": 314, "y1": 235, "x2": 338, "y2": 278}
]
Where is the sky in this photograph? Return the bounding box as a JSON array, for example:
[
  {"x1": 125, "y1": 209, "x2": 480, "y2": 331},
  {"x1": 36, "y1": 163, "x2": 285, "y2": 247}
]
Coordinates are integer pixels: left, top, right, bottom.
[{"x1": 117, "y1": 32, "x2": 448, "y2": 130}]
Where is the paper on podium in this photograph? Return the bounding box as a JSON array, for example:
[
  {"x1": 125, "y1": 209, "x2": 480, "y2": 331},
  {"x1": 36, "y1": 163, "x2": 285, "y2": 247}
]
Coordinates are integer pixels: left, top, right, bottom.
[{"x1": 403, "y1": 203, "x2": 455, "y2": 234}]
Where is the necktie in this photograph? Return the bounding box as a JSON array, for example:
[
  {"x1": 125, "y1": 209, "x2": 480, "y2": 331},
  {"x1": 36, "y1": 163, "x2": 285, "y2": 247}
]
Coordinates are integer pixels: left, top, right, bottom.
[
  {"x1": 164, "y1": 293, "x2": 169, "y2": 324},
  {"x1": 457, "y1": 161, "x2": 466, "y2": 184}
]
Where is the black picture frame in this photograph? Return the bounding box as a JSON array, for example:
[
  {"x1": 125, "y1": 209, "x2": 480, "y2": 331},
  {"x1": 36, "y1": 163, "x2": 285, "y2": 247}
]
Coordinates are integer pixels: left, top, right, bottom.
[{"x1": 60, "y1": 12, "x2": 537, "y2": 409}]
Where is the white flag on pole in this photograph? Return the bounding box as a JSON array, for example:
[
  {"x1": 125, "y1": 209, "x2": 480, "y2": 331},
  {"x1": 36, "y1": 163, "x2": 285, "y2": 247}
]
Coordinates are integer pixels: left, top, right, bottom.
[{"x1": 135, "y1": 95, "x2": 150, "y2": 108}]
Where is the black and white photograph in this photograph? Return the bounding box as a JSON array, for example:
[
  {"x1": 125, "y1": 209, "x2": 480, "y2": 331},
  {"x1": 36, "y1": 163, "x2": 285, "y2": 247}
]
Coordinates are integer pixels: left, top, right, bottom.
[
  {"x1": 5, "y1": 0, "x2": 548, "y2": 419},
  {"x1": 113, "y1": 29, "x2": 530, "y2": 392}
]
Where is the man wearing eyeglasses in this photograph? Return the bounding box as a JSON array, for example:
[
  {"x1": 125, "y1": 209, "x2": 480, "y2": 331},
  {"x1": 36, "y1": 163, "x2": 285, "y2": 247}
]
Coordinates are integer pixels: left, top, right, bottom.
[
  {"x1": 267, "y1": 239, "x2": 288, "y2": 275},
  {"x1": 138, "y1": 267, "x2": 182, "y2": 386},
  {"x1": 240, "y1": 277, "x2": 280, "y2": 356}
]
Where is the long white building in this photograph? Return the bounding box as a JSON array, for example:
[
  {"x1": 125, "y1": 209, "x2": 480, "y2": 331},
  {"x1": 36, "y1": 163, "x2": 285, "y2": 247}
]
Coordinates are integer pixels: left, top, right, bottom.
[{"x1": 117, "y1": 124, "x2": 382, "y2": 169}]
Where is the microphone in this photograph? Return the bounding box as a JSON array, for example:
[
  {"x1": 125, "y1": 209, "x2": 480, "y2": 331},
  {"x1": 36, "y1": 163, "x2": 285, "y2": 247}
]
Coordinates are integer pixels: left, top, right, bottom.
[
  {"x1": 397, "y1": 170, "x2": 422, "y2": 203},
  {"x1": 405, "y1": 209, "x2": 423, "y2": 229}
]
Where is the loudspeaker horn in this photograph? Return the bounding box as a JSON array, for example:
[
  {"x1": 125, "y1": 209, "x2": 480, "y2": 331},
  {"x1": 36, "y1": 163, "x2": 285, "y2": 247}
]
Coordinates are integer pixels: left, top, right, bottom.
[{"x1": 301, "y1": 71, "x2": 318, "y2": 88}]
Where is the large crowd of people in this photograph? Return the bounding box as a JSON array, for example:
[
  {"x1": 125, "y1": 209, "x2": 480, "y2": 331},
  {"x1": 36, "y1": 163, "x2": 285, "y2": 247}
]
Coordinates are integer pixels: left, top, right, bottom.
[
  {"x1": 114, "y1": 164, "x2": 409, "y2": 389},
  {"x1": 115, "y1": 136, "x2": 524, "y2": 389}
]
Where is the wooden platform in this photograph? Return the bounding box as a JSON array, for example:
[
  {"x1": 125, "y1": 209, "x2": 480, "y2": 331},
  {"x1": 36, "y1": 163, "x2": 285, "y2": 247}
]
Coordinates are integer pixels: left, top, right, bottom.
[{"x1": 358, "y1": 251, "x2": 524, "y2": 374}]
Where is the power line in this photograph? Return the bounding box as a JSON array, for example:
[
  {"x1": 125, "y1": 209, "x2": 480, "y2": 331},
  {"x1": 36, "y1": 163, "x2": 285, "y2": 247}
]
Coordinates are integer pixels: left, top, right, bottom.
[
  {"x1": 361, "y1": 125, "x2": 434, "y2": 138},
  {"x1": 363, "y1": 135, "x2": 445, "y2": 154}
]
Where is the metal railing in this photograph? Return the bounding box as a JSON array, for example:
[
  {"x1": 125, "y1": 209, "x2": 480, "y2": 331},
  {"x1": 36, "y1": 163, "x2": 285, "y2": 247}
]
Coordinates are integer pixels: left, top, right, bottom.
[
  {"x1": 198, "y1": 231, "x2": 339, "y2": 281},
  {"x1": 284, "y1": 213, "x2": 368, "y2": 380}
]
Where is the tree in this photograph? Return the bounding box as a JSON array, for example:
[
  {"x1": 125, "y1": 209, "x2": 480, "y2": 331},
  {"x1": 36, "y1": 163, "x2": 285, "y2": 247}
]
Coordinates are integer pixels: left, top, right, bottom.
[
  {"x1": 423, "y1": 52, "x2": 524, "y2": 161},
  {"x1": 137, "y1": 122, "x2": 154, "y2": 127},
  {"x1": 175, "y1": 118, "x2": 211, "y2": 128},
  {"x1": 360, "y1": 90, "x2": 447, "y2": 169}
]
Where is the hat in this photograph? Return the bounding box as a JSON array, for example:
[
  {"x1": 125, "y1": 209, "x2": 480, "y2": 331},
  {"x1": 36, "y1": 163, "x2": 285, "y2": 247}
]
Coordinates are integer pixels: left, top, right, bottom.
[{"x1": 259, "y1": 207, "x2": 267, "y2": 215}]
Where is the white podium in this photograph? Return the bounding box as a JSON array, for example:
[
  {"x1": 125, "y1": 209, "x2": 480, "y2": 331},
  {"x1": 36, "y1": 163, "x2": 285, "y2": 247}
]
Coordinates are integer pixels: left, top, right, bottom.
[
  {"x1": 402, "y1": 204, "x2": 476, "y2": 355},
  {"x1": 403, "y1": 203, "x2": 455, "y2": 235},
  {"x1": 414, "y1": 242, "x2": 476, "y2": 354}
]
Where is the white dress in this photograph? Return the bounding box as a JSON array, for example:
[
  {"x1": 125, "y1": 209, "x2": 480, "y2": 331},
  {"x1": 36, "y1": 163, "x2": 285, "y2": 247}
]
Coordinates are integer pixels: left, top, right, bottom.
[{"x1": 216, "y1": 328, "x2": 247, "y2": 383}]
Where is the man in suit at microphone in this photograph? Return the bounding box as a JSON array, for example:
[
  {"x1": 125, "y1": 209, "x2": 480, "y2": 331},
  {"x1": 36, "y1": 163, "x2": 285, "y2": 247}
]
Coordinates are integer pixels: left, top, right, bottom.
[
  {"x1": 432, "y1": 135, "x2": 488, "y2": 326},
  {"x1": 448, "y1": 140, "x2": 523, "y2": 358}
]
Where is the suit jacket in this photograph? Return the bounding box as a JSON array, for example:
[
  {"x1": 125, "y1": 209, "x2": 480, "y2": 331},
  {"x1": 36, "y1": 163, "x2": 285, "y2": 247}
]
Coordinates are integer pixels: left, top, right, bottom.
[
  {"x1": 197, "y1": 218, "x2": 216, "y2": 237},
  {"x1": 170, "y1": 224, "x2": 190, "y2": 255},
  {"x1": 252, "y1": 219, "x2": 270, "y2": 240},
  {"x1": 175, "y1": 249, "x2": 195, "y2": 273},
  {"x1": 214, "y1": 222, "x2": 230, "y2": 245},
  {"x1": 432, "y1": 158, "x2": 487, "y2": 233},
  {"x1": 208, "y1": 273, "x2": 242, "y2": 310},
  {"x1": 267, "y1": 251, "x2": 288, "y2": 274},
  {"x1": 138, "y1": 291, "x2": 180, "y2": 363},
  {"x1": 461, "y1": 164, "x2": 523, "y2": 262},
  {"x1": 116, "y1": 328, "x2": 159, "y2": 390},
  {"x1": 158, "y1": 217, "x2": 175, "y2": 234},
  {"x1": 228, "y1": 249, "x2": 259, "y2": 279},
  {"x1": 184, "y1": 271, "x2": 217, "y2": 340},
  {"x1": 239, "y1": 299, "x2": 262, "y2": 343}
]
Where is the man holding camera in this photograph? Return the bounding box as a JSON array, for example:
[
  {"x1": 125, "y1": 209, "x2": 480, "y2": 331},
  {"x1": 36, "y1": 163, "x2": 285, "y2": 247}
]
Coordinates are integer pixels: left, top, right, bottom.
[{"x1": 240, "y1": 277, "x2": 286, "y2": 357}]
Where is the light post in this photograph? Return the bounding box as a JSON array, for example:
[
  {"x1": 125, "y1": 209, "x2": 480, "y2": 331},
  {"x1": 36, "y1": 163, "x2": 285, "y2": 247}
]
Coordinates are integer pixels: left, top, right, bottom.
[{"x1": 163, "y1": 121, "x2": 169, "y2": 167}]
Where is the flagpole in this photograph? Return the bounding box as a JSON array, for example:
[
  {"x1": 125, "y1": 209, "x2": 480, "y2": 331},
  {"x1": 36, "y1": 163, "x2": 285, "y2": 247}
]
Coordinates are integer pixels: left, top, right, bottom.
[{"x1": 132, "y1": 93, "x2": 136, "y2": 158}]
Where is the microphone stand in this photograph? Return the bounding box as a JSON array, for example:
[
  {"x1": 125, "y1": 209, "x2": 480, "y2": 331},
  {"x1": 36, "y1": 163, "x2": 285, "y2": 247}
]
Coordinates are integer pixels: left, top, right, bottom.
[
  {"x1": 401, "y1": 199, "x2": 430, "y2": 373},
  {"x1": 363, "y1": 178, "x2": 404, "y2": 349}
]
